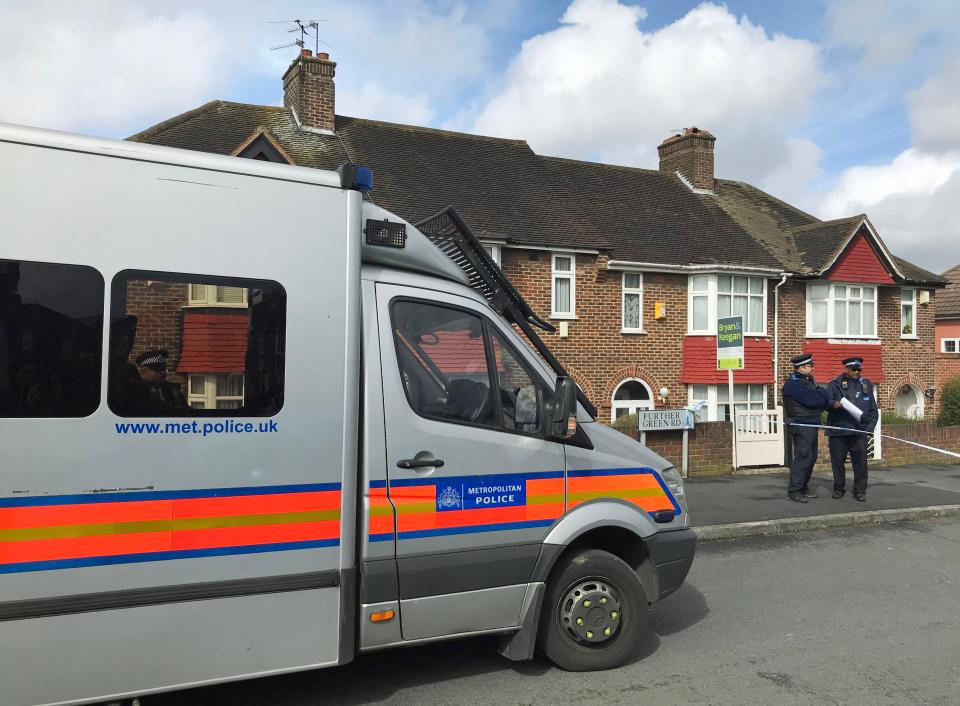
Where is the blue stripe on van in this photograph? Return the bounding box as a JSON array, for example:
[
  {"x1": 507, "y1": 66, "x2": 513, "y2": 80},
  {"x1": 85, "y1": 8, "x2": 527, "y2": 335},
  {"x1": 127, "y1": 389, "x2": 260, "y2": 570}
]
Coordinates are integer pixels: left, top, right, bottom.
[
  {"x1": 368, "y1": 518, "x2": 555, "y2": 542},
  {"x1": 0, "y1": 539, "x2": 340, "y2": 574}
]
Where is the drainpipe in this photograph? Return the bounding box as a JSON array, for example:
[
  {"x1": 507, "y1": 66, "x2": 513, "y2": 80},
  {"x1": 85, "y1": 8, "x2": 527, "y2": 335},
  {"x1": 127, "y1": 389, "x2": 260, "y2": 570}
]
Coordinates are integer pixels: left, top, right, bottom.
[{"x1": 773, "y1": 273, "x2": 789, "y2": 407}]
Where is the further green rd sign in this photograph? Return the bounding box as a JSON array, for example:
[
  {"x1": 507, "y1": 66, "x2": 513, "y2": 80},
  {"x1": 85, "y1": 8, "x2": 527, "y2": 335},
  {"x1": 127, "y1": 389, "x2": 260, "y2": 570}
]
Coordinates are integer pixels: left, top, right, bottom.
[{"x1": 717, "y1": 315, "x2": 744, "y2": 370}]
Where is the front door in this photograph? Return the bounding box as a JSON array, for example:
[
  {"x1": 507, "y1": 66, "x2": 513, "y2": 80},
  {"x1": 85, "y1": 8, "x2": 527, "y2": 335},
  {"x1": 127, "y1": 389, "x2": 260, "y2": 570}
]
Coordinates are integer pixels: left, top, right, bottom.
[{"x1": 376, "y1": 283, "x2": 567, "y2": 641}]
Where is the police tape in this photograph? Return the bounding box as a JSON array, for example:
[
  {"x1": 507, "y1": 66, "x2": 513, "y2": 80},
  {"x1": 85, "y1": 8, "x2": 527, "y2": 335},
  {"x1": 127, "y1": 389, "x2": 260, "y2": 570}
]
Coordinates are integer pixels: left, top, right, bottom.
[{"x1": 788, "y1": 422, "x2": 960, "y2": 459}]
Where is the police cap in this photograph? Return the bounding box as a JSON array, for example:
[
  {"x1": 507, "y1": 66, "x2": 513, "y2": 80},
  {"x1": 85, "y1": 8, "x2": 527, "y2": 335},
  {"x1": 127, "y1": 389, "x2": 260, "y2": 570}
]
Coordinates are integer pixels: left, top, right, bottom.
[
  {"x1": 135, "y1": 349, "x2": 169, "y2": 371},
  {"x1": 842, "y1": 356, "x2": 863, "y2": 370},
  {"x1": 791, "y1": 354, "x2": 813, "y2": 367}
]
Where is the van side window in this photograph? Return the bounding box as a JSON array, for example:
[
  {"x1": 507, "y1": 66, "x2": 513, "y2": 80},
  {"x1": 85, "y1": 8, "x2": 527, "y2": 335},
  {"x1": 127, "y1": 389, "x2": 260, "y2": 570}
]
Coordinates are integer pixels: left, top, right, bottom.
[
  {"x1": 108, "y1": 270, "x2": 286, "y2": 417},
  {"x1": 391, "y1": 300, "x2": 543, "y2": 434},
  {"x1": 0, "y1": 259, "x2": 104, "y2": 417}
]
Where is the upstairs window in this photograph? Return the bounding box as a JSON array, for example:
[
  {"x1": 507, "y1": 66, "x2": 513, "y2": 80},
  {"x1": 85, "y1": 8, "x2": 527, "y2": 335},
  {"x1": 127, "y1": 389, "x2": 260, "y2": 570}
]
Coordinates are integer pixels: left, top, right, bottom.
[
  {"x1": 943, "y1": 338, "x2": 960, "y2": 353},
  {"x1": 621, "y1": 273, "x2": 644, "y2": 333},
  {"x1": 551, "y1": 254, "x2": 576, "y2": 319},
  {"x1": 689, "y1": 274, "x2": 767, "y2": 335},
  {"x1": 807, "y1": 283, "x2": 876, "y2": 337},
  {"x1": 481, "y1": 244, "x2": 501, "y2": 267},
  {"x1": 188, "y1": 284, "x2": 248, "y2": 307},
  {"x1": 718, "y1": 276, "x2": 765, "y2": 334},
  {"x1": 689, "y1": 275, "x2": 710, "y2": 333},
  {"x1": 901, "y1": 289, "x2": 916, "y2": 338}
]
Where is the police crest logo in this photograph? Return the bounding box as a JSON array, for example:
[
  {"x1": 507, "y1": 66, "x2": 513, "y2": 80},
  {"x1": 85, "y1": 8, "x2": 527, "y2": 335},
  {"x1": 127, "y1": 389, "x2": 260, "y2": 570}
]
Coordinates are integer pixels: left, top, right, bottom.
[{"x1": 437, "y1": 485, "x2": 462, "y2": 510}]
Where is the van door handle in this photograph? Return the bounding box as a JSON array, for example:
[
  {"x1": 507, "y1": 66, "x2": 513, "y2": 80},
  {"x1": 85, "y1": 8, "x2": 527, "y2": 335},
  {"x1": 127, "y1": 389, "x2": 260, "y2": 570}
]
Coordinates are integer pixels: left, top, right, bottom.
[{"x1": 396, "y1": 456, "x2": 445, "y2": 470}]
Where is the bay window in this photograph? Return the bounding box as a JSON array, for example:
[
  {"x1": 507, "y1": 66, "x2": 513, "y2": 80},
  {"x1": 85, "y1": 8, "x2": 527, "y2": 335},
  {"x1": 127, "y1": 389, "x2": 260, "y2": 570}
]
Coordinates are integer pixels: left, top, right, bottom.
[
  {"x1": 807, "y1": 283, "x2": 876, "y2": 337},
  {"x1": 688, "y1": 274, "x2": 767, "y2": 334}
]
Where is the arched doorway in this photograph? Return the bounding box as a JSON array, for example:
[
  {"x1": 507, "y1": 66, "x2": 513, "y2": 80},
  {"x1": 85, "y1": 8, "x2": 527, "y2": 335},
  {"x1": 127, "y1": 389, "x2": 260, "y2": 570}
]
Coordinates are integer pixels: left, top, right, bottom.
[
  {"x1": 895, "y1": 383, "x2": 924, "y2": 419},
  {"x1": 611, "y1": 379, "x2": 654, "y2": 423}
]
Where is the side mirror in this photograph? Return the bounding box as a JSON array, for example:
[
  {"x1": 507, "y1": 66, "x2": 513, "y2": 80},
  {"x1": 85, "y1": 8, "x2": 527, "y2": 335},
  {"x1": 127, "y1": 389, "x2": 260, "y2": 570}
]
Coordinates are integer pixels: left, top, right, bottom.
[{"x1": 551, "y1": 376, "x2": 578, "y2": 439}]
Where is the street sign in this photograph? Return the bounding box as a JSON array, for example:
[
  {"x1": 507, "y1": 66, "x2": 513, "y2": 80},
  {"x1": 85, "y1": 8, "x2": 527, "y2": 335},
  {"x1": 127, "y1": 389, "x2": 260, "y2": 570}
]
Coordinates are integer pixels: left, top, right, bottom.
[
  {"x1": 717, "y1": 315, "x2": 744, "y2": 370},
  {"x1": 637, "y1": 409, "x2": 695, "y2": 431}
]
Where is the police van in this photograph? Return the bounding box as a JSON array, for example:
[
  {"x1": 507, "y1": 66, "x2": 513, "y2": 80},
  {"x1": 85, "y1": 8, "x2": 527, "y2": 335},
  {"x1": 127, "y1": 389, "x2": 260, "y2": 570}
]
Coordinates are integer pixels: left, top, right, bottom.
[{"x1": 0, "y1": 123, "x2": 695, "y2": 706}]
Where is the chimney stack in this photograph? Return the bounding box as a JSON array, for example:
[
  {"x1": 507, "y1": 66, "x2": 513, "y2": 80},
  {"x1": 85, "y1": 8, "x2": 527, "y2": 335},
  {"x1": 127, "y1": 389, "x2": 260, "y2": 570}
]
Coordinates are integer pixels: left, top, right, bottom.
[
  {"x1": 282, "y1": 49, "x2": 336, "y2": 132},
  {"x1": 657, "y1": 127, "x2": 716, "y2": 191}
]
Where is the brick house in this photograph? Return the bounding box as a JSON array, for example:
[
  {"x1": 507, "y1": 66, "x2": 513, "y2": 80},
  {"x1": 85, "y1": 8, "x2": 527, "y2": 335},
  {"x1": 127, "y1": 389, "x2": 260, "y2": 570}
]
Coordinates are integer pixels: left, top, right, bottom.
[
  {"x1": 129, "y1": 50, "x2": 946, "y2": 423},
  {"x1": 935, "y1": 264, "x2": 960, "y2": 399}
]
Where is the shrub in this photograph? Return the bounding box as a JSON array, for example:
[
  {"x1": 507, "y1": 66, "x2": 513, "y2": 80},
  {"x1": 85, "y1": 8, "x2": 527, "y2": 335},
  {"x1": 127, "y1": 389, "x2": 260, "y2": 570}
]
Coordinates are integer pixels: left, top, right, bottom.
[
  {"x1": 938, "y1": 377, "x2": 960, "y2": 427},
  {"x1": 612, "y1": 413, "x2": 639, "y2": 431}
]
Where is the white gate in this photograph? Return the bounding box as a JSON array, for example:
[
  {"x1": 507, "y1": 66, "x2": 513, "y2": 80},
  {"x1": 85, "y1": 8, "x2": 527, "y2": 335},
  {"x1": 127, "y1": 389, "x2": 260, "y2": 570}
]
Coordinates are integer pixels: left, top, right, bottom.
[{"x1": 735, "y1": 407, "x2": 784, "y2": 467}]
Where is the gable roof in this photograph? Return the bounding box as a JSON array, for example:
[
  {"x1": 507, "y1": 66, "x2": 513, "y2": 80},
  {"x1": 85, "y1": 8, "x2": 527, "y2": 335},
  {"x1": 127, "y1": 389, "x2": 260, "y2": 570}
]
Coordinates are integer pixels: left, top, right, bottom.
[
  {"x1": 129, "y1": 101, "x2": 945, "y2": 285},
  {"x1": 936, "y1": 264, "x2": 960, "y2": 319}
]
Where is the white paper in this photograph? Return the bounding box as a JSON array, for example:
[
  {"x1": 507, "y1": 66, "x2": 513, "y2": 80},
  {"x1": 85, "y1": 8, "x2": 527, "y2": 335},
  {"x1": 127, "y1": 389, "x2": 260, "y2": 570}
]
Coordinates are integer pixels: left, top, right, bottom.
[{"x1": 840, "y1": 397, "x2": 863, "y2": 422}]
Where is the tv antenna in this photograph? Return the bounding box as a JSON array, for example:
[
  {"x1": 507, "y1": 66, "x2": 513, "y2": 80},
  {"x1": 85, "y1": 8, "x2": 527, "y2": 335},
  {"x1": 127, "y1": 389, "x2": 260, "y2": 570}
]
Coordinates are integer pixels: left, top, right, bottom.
[{"x1": 268, "y1": 19, "x2": 329, "y2": 55}]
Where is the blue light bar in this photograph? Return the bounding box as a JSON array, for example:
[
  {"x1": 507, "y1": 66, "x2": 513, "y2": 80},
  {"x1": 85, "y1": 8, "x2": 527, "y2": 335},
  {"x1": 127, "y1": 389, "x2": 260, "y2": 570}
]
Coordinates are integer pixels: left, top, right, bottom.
[{"x1": 338, "y1": 162, "x2": 374, "y2": 193}]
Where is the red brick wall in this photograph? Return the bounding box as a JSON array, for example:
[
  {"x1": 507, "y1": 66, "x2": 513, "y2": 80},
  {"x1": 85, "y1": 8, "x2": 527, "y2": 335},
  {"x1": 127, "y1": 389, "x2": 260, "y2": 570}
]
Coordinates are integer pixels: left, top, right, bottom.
[
  {"x1": 282, "y1": 53, "x2": 336, "y2": 132},
  {"x1": 776, "y1": 280, "x2": 938, "y2": 417},
  {"x1": 501, "y1": 250, "x2": 693, "y2": 421},
  {"x1": 124, "y1": 280, "x2": 187, "y2": 386},
  {"x1": 619, "y1": 423, "x2": 733, "y2": 476},
  {"x1": 812, "y1": 422, "x2": 960, "y2": 470}
]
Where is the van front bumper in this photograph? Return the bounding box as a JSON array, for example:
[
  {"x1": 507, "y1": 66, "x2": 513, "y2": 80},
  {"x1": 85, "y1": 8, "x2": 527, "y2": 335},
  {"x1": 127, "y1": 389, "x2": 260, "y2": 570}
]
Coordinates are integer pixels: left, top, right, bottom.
[{"x1": 648, "y1": 528, "x2": 696, "y2": 601}]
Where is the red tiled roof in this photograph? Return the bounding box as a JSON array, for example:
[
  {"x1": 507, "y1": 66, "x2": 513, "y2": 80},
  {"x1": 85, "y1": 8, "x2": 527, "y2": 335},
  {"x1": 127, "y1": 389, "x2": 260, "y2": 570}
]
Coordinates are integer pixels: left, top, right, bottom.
[
  {"x1": 826, "y1": 232, "x2": 895, "y2": 284},
  {"x1": 177, "y1": 312, "x2": 249, "y2": 373},
  {"x1": 680, "y1": 336, "x2": 774, "y2": 384},
  {"x1": 802, "y1": 340, "x2": 885, "y2": 382}
]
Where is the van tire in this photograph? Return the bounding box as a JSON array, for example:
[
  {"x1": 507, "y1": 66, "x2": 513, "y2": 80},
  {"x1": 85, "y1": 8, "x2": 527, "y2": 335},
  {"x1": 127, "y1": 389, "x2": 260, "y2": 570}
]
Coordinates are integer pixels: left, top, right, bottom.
[{"x1": 538, "y1": 549, "x2": 647, "y2": 671}]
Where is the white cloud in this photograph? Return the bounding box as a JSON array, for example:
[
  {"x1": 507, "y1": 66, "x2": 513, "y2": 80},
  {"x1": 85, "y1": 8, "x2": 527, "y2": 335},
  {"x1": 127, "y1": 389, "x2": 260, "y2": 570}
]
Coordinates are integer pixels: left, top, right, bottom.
[
  {"x1": 337, "y1": 82, "x2": 435, "y2": 126},
  {"x1": 908, "y1": 58, "x2": 960, "y2": 153},
  {"x1": 818, "y1": 54, "x2": 960, "y2": 274},
  {"x1": 825, "y1": 0, "x2": 960, "y2": 69},
  {"x1": 0, "y1": 2, "x2": 227, "y2": 134},
  {"x1": 467, "y1": 0, "x2": 826, "y2": 195},
  {"x1": 0, "y1": 1, "x2": 495, "y2": 137}
]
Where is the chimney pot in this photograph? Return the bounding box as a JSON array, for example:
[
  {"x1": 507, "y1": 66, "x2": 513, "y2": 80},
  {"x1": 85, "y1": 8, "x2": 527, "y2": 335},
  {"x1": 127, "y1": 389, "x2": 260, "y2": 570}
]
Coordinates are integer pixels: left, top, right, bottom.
[
  {"x1": 657, "y1": 126, "x2": 716, "y2": 191},
  {"x1": 282, "y1": 51, "x2": 337, "y2": 132}
]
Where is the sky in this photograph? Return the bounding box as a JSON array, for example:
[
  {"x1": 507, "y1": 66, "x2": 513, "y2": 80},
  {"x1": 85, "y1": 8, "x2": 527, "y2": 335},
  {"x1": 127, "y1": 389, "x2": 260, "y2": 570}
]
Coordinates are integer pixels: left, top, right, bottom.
[{"x1": 1, "y1": 0, "x2": 958, "y2": 274}]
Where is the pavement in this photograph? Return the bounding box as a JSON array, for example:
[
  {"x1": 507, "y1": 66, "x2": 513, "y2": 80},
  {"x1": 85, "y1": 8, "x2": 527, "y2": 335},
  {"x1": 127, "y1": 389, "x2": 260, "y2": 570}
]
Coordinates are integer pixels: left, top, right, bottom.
[{"x1": 687, "y1": 463, "x2": 960, "y2": 540}]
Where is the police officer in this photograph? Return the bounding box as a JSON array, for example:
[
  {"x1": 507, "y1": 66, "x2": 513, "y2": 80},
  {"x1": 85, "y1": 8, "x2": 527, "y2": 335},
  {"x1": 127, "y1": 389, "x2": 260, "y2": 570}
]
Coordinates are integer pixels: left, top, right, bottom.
[
  {"x1": 782, "y1": 354, "x2": 838, "y2": 503},
  {"x1": 135, "y1": 349, "x2": 187, "y2": 412},
  {"x1": 826, "y1": 357, "x2": 879, "y2": 502}
]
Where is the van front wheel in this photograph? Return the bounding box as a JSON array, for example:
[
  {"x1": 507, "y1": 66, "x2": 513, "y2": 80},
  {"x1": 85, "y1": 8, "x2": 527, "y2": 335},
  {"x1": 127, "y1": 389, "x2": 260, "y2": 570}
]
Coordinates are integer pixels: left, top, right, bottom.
[{"x1": 539, "y1": 549, "x2": 647, "y2": 671}]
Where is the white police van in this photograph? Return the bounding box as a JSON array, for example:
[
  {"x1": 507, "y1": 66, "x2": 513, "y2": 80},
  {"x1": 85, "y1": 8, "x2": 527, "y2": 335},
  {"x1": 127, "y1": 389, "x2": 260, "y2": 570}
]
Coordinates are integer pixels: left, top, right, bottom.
[{"x1": 0, "y1": 123, "x2": 695, "y2": 706}]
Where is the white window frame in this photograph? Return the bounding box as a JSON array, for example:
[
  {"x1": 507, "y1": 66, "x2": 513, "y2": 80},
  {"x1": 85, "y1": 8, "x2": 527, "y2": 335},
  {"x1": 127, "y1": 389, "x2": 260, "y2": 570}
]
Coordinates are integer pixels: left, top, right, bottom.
[
  {"x1": 805, "y1": 282, "x2": 878, "y2": 339},
  {"x1": 187, "y1": 284, "x2": 249, "y2": 308},
  {"x1": 481, "y1": 243, "x2": 501, "y2": 266},
  {"x1": 611, "y1": 378, "x2": 654, "y2": 422},
  {"x1": 688, "y1": 274, "x2": 767, "y2": 335},
  {"x1": 621, "y1": 272, "x2": 644, "y2": 333},
  {"x1": 717, "y1": 275, "x2": 767, "y2": 335},
  {"x1": 551, "y1": 253, "x2": 576, "y2": 319},
  {"x1": 687, "y1": 384, "x2": 767, "y2": 422},
  {"x1": 900, "y1": 288, "x2": 917, "y2": 339},
  {"x1": 688, "y1": 274, "x2": 714, "y2": 334},
  {"x1": 187, "y1": 373, "x2": 245, "y2": 409},
  {"x1": 942, "y1": 338, "x2": 960, "y2": 353}
]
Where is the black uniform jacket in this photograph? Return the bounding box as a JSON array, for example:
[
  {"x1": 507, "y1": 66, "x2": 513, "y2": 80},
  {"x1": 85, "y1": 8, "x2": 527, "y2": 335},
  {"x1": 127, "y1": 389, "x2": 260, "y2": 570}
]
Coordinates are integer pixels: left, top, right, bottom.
[{"x1": 825, "y1": 374, "x2": 879, "y2": 437}]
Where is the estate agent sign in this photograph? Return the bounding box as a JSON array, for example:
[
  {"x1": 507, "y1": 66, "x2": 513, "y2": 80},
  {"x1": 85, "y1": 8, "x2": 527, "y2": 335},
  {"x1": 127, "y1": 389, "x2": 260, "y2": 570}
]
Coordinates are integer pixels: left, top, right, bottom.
[{"x1": 717, "y1": 315, "x2": 744, "y2": 370}]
